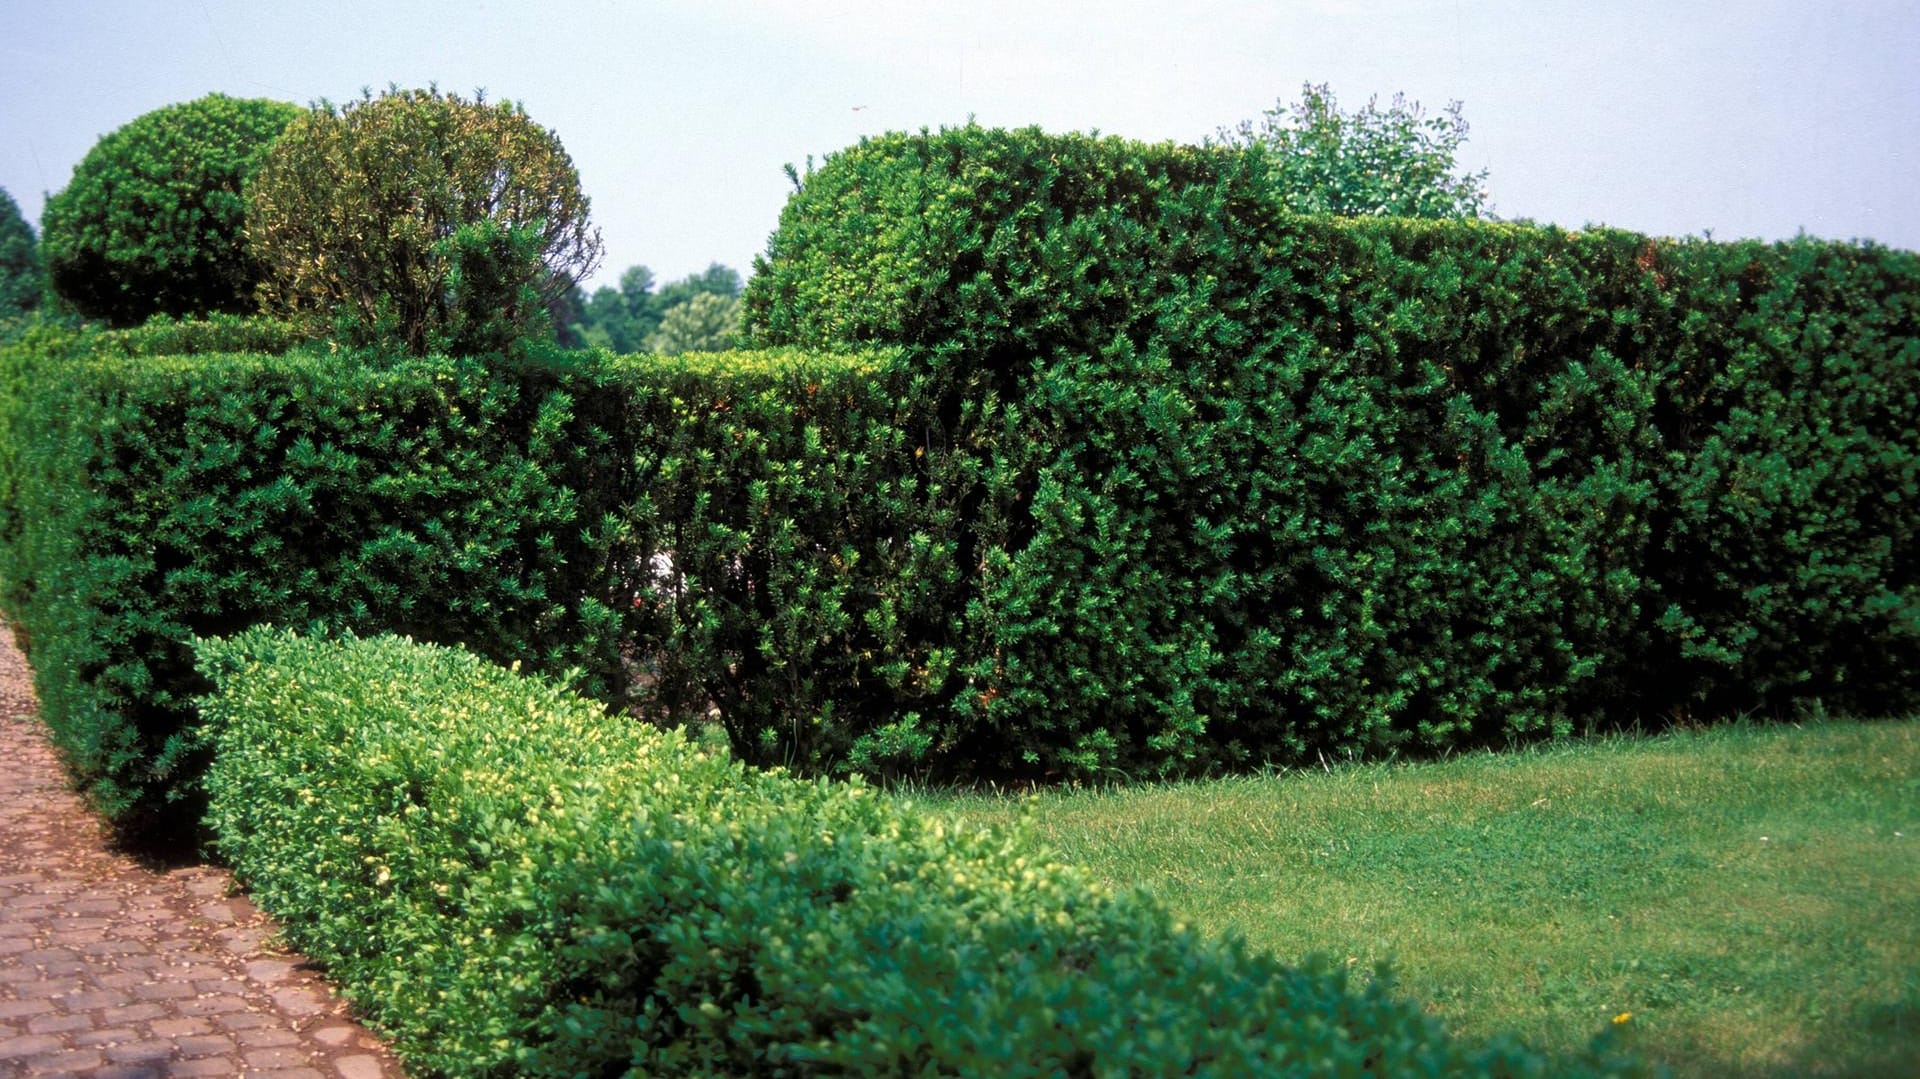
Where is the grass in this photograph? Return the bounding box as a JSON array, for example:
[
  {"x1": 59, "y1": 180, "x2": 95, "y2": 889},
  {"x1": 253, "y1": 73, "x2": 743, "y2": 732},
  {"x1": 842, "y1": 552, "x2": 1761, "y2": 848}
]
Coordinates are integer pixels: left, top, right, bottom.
[{"x1": 905, "y1": 719, "x2": 1920, "y2": 1078}]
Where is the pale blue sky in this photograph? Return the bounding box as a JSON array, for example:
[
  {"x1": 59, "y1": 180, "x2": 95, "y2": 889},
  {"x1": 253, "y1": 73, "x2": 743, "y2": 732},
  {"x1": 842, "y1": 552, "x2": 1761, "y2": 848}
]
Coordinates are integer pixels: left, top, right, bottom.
[{"x1": 2, "y1": 1, "x2": 1915, "y2": 292}]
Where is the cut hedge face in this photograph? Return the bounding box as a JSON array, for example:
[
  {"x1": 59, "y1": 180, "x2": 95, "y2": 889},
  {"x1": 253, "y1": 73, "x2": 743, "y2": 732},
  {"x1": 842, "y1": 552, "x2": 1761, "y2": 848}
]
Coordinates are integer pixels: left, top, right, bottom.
[{"x1": 39, "y1": 93, "x2": 302, "y2": 326}]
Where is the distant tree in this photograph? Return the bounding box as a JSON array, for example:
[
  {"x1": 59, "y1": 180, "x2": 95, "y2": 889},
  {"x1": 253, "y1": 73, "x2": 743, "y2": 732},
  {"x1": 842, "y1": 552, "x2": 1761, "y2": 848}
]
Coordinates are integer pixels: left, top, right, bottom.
[
  {"x1": 1218, "y1": 82, "x2": 1490, "y2": 219},
  {"x1": 247, "y1": 86, "x2": 602, "y2": 355},
  {"x1": 547, "y1": 278, "x2": 591, "y2": 348},
  {"x1": 0, "y1": 188, "x2": 40, "y2": 319},
  {"x1": 646, "y1": 291, "x2": 741, "y2": 355},
  {"x1": 39, "y1": 93, "x2": 302, "y2": 325},
  {"x1": 654, "y1": 262, "x2": 742, "y2": 311},
  {"x1": 580, "y1": 265, "x2": 659, "y2": 352},
  {"x1": 577, "y1": 261, "x2": 743, "y2": 354}
]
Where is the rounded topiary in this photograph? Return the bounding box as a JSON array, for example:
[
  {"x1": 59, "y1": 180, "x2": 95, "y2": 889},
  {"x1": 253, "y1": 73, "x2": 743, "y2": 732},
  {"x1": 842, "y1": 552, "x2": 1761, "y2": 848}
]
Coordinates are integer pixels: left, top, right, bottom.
[{"x1": 40, "y1": 93, "x2": 302, "y2": 326}]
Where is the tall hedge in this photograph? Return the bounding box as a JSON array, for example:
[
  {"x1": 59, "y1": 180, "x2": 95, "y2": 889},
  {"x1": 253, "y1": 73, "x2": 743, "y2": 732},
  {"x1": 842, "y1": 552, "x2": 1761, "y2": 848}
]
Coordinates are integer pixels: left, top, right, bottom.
[
  {"x1": 5, "y1": 127, "x2": 1916, "y2": 825},
  {"x1": 0, "y1": 334, "x2": 631, "y2": 829},
  {"x1": 0, "y1": 328, "x2": 939, "y2": 830},
  {"x1": 744, "y1": 125, "x2": 1920, "y2": 772}
]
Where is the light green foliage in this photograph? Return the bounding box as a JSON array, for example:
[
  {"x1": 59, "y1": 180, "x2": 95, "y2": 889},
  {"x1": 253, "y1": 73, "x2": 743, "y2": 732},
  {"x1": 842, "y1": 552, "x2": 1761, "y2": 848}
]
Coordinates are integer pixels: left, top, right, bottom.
[
  {"x1": 645, "y1": 290, "x2": 741, "y2": 354},
  {"x1": 927, "y1": 719, "x2": 1920, "y2": 1078},
  {"x1": 38, "y1": 93, "x2": 301, "y2": 325},
  {"x1": 1217, "y1": 81, "x2": 1490, "y2": 218},
  {"x1": 247, "y1": 87, "x2": 602, "y2": 355},
  {"x1": 195, "y1": 628, "x2": 1650, "y2": 1078},
  {"x1": 0, "y1": 187, "x2": 40, "y2": 321}
]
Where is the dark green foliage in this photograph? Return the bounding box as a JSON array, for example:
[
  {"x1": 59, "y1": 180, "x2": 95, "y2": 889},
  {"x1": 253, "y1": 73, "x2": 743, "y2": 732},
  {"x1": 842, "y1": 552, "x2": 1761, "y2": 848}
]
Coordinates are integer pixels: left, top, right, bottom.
[
  {"x1": 743, "y1": 125, "x2": 1920, "y2": 775},
  {"x1": 0, "y1": 187, "x2": 40, "y2": 320},
  {"x1": 0, "y1": 332, "x2": 637, "y2": 829},
  {"x1": 5, "y1": 125, "x2": 1915, "y2": 821},
  {"x1": 196, "y1": 628, "x2": 1649, "y2": 1079},
  {"x1": 39, "y1": 94, "x2": 301, "y2": 326}
]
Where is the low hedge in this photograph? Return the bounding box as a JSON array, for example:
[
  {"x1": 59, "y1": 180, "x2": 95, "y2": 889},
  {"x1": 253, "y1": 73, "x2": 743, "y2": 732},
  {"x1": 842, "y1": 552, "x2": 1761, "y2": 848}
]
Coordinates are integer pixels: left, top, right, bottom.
[{"x1": 195, "y1": 627, "x2": 1649, "y2": 1078}]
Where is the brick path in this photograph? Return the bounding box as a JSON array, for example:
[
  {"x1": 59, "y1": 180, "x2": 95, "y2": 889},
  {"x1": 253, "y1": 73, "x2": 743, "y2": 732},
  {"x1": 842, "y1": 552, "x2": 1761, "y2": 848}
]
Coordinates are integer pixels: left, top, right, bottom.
[{"x1": 0, "y1": 621, "x2": 405, "y2": 1078}]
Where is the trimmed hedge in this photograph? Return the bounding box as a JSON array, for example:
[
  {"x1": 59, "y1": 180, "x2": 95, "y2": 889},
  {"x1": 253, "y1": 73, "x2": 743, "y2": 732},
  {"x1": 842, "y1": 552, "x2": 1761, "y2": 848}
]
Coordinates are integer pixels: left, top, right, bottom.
[
  {"x1": 195, "y1": 627, "x2": 1649, "y2": 1078},
  {"x1": 745, "y1": 124, "x2": 1920, "y2": 770},
  {"x1": 5, "y1": 127, "x2": 1917, "y2": 822},
  {"x1": 0, "y1": 327, "x2": 948, "y2": 829},
  {"x1": 0, "y1": 332, "x2": 623, "y2": 828}
]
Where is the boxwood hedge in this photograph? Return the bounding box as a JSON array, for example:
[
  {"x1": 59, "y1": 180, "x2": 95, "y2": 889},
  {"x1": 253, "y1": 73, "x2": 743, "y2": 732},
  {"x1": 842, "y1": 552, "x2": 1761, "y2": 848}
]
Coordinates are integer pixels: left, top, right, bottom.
[{"x1": 195, "y1": 627, "x2": 1649, "y2": 1078}]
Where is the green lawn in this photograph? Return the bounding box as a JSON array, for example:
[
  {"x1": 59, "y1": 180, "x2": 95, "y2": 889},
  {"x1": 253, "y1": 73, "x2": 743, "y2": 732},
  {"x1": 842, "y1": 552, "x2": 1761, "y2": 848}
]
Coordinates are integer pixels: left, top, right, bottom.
[{"x1": 907, "y1": 719, "x2": 1920, "y2": 1077}]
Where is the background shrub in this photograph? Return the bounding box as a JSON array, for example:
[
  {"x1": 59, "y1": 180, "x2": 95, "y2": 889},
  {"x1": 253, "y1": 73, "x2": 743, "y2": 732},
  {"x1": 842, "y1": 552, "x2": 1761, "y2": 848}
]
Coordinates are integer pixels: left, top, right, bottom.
[
  {"x1": 1214, "y1": 81, "x2": 1490, "y2": 218},
  {"x1": 247, "y1": 86, "x2": 602, "y2": 355},
  {"x1": 196, "y1": 628, "x2": 1649, "y2": 1079},
  {"x1": 38, "y1": 93, "x2": 301, "y2": 326},
  {"x1": 0, "y1": 187, "x2": 40, "y2": 322}
]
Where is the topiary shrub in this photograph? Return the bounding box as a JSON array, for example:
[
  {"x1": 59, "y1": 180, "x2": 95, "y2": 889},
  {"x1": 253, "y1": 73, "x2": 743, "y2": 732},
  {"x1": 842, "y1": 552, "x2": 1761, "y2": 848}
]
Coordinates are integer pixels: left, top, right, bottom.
[{"x1": 39, "y1": 93, "x2": 302, "y2": 326}]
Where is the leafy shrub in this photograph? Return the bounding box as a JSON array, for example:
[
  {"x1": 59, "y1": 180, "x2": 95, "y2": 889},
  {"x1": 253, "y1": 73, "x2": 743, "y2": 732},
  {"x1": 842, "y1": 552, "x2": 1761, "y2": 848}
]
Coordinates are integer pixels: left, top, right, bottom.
[
  {"x1": 1215, "y1": 81, "x2": 1491, "y2": 218},
  {"x1": 39, "y1": 94, "x2": 301, "y2": 325},
  {"x1": 196, "y1": 627, "x2": 1649, "y2": 1079},
  {"x1": 248, "y1": 87, "x2": 602, "y2": 355}
]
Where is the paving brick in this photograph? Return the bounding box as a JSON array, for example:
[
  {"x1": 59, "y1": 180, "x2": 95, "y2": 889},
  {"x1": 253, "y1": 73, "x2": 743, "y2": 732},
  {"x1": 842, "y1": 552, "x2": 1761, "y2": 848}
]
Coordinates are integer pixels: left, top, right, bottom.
[
  {"x1": 63, "y1": 987, "x2": 132, "y2": 1009},
  {"x1": 23, "y1": 1048, "x2": 107, "y2": 1073},
  {"x1": 0, "y1": 626, "x2": 405, "y2": 1079},
  {"x1": 92, "y1": 1065, "x2": 167, "y2": 1079},
  {"x1": 175, "y1": 1031, "x2": 238, "y2": 1057},
  {"x1": 0, "y1": 997, "x2": 56, "y2": 1019},
  {"x1": 25, "y1": 1010, "x2": 92, "y2": 1034},
  {"x1": 130, "y1": 980, "x2": 198, "y2": 1001},
  {"x1": 72, "y1": 1025, "x2": 141, "y2": 1047},
  {"x1": 215, "y1": 1009, "x2": 276, "y2": 1031},
  {"x1": 176, "y1": 994, "x2": 250, "y2": 1016},
  {"x1": 104, "y1": 1039, "x2": 178, "y2": 1064},
  {"x1": 237, "y1": 1025, "x2": 305, "y2": 1049},
  {"x1": 169, "y1": 1057, "x2": 246, "y2": 1077},
  {"x1": 336, "y1": 1054, "x2": 388, "y2": 1079},
  {"x1": 100, "y1": 1002, "x2": 167, "y2": 1024},
  {"x1": 0, "y1": 1032, "x2": 66, "y2": 1058},
  {"x1": 246, "y1": 1045, "x2": 319, "y2": 1069}
]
